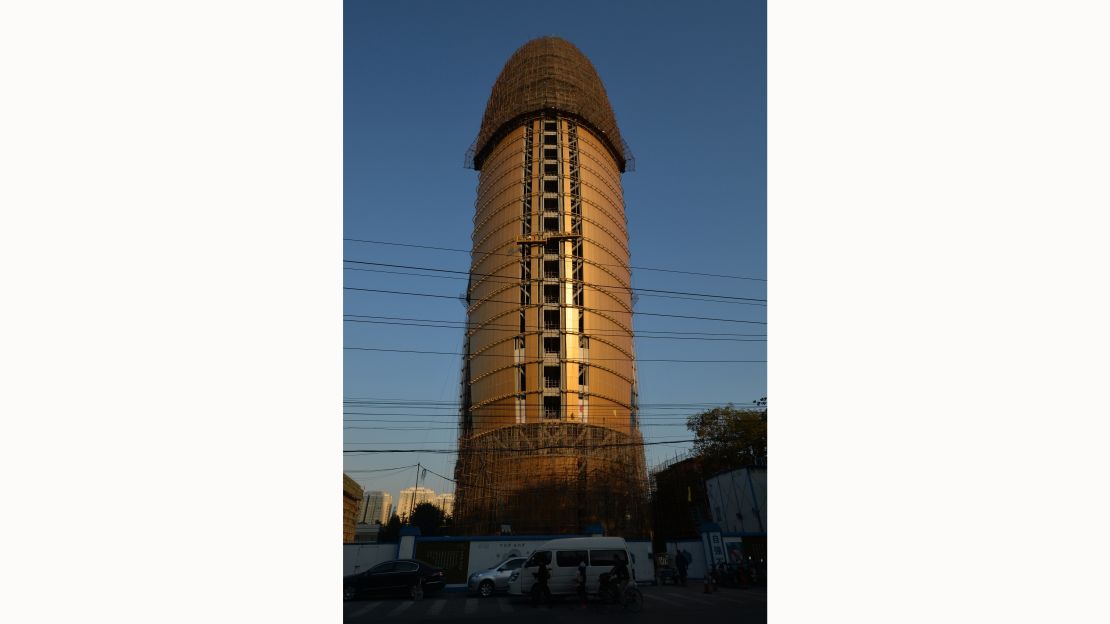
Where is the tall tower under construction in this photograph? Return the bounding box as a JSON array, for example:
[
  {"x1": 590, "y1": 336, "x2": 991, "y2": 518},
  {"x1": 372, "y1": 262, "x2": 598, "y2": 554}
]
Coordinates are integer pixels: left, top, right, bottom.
[{"x1": 453, "y1": 37, "x2": 649, "y2": 537}]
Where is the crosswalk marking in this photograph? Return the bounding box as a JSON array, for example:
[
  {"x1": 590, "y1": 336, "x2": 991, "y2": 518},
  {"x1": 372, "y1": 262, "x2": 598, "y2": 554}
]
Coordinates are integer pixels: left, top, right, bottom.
[
  {"x1": 498, "y1": 598, "x2": 513, "y2": 613},
  {"x1": 644, "y1": 593, "x2": 684, "y2": 606},
  {"x1": 463, "y1": 598, "x2": 478, "y2": 614},
  {"x1": 386, "y1": 601, "x2": 414, "y2": 617},
  {"x1": 348, "y1": 601, "x2": 382, "y2": 618},
  {"x1": 660, "y1": 590, "x2": 714, "y2": 605},
  {"x1": 426, "y1": 599, "x2": 447, "y2": 617}
]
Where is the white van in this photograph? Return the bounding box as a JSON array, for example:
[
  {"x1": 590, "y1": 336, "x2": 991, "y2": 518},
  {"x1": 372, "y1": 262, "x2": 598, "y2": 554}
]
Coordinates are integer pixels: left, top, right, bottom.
[{"x1": 507, "y1": 537, "x2": 635, "y2": 598}]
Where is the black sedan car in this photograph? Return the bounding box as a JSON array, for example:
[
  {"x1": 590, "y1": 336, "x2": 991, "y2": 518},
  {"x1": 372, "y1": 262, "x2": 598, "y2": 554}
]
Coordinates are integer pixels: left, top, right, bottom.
[{"x1": 344, "y1": 559, "x2": 445, "y2": 601}]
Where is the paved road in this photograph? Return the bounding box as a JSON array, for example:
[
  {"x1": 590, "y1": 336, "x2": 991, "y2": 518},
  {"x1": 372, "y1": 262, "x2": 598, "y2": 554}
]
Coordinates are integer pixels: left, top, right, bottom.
[{"x1": 344, "y1": 584, "x2": 766, "y2": 623}]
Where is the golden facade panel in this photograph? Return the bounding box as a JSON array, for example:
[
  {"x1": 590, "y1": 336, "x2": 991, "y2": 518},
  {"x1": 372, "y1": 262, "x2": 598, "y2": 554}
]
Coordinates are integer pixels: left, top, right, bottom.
[{"x1": 455, "y1": 37, "x2": 648, "y2": 538}]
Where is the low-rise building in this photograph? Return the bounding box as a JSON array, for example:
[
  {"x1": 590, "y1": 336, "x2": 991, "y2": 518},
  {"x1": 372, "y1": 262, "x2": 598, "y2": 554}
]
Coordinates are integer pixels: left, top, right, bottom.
[{"x1": 343, "y1": 474, "x2": 364, "y2": 544}]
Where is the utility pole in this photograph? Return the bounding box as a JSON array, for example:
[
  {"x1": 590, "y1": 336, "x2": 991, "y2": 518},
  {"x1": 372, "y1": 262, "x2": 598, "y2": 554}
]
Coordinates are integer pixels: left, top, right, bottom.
[{"x1": 410, "y1": 462, "x2": 421, "y2": 520}]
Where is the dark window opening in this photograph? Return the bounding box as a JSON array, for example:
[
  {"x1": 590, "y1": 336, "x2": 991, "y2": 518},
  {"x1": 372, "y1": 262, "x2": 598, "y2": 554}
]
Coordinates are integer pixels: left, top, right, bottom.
[
  {"x1": 544, "y1": 148, "x2": 557, "y2": 161},
  {"x1": 543, "y1": 217, "x2": 558, "y2": 232},
  {"x1": 543, "y1": 309, "x2": 559, "y2": 330},
  {"x1": 543, "y1": 121, "x2": 557, "y2": 132},
  {"x1": 544, "y1": 260, "x2": 558, "y2": 278},
  {"x1": 543, "y1": 179, "x2": 558, "y2": 193},
  {"x1": 543, "y1": 133, "x2": 556, "y2": 145},
  {"x1": 543, "y1": 366, "x2": 560, "y2": 388},
  {"x1": 544, "y1": 337, "x2": 560, "y2": 354},
  {"x1": 543, "y1": 162, "x2": 558, "y2": 175},
  {"x1": 544, "y1": 284, "x2": 559, "y2": 304},
  {"x1": 543, "y1": 396, "x2": 560, "y2": 419},
  {"x1": 543, "y1": 197, "x2": 559, "y2": 212},
  {"x1": 578, "y1": 365, "x2": 588, "y2": 386},
  {"x1": 544, "y1": 238, "x2": 559, "y2": 255}
]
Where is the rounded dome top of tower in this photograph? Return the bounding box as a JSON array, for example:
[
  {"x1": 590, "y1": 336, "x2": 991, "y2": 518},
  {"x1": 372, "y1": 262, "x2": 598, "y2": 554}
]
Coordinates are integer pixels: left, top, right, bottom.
[{"x1": 471, "y1": 37, "x2": 629, "y2": 172}]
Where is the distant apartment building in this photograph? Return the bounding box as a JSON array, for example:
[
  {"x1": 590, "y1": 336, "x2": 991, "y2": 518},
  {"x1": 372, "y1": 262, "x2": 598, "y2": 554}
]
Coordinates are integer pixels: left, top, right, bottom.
[
  {"x1": 343, "y1": 474, "x2": 364, "y2": 544},
  {"x1": 396, "y1": 486, "x2": 436, "y2": 521},
  {"x1": 435, "y1": 493, "x2": 455, "y2": 517},
  {"x1": 360, "y1": 491, "x2": 393, "y2": 525}
]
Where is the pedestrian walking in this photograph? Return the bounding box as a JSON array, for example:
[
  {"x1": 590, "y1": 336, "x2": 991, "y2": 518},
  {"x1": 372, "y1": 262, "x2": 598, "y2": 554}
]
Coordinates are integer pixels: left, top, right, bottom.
[
  {"x1": 675, "y1": 549, "x2": 689, "y2": 587},
  {"x1": 576, "y1": 559, "x2": 588, "y2": 608},
  {"x1": 532, "y1": 561, "x2": 552, "y2": 607}
]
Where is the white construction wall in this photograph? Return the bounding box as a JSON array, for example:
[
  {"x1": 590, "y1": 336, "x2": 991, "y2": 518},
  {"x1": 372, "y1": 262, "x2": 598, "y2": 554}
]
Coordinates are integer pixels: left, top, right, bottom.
[
  {"x1": 345, "y1": 537, "x2": 661, "y2": 585},
  {"x1": 343, "y1": 543, "x2": 397, "y2": 575},
  {"x1": 665, "y1": 539, "x2": 709, "y2": 580}
]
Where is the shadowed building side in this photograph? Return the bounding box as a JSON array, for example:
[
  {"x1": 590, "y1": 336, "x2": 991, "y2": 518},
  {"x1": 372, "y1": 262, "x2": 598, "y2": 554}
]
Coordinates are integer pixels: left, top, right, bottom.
[
  {"x1": 454, "y1": 37, "x2": 648, "y2": 537},
  {"x1": 343, "y1": 474, "x2": 364, "y2": 544}
]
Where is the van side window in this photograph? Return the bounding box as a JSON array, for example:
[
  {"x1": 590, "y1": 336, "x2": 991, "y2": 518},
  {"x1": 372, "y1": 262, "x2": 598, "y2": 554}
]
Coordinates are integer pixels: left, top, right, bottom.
[
  {"x1": 556, "y1": 550, "x2": 589, "y2": 567},
  {"x1": 588, "y1": 549, "x2": 627, "y2": 566},
  {"x1": 525, "y1": 551, "x2": 551, "y2": 567}
]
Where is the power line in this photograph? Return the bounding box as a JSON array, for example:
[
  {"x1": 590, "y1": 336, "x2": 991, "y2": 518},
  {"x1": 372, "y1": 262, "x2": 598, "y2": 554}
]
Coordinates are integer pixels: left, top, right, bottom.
[
  {"x1": 345, "y1": 422, "x2": 703, "y2": 430},
  {"x1": 344, "y1": 464, "x2": 419, "y2": 474},
  {"x1": 342, "y1": 406, "x2": 767, "y2": 415},
  {"x1": 344, "y1": 346, "x2": 766, "y2": 363},
  {"x1": 343, "y1": 318, "x2": 766, "y2": 342},
  {"x1": 342, "y1": 437, "x2": 704, "y2": 454},
  {"x1": 342, "y1": 412, "x2": 762, "y2": 419},
  {"x1": 344, "y1": 259, "x2": 766, "y2": 304},
  {"x1": 342, "y1": 414, "x2": 750, "y2": 421},
  {"x1": 419, "y1": 464, "x2": 505, "y2": 495},
  {"x1": 347, "y1": 265, "x2": 765, "y2": 307},
  {"x1": 344, "y1": 287, "x2": 767, "y2": 325},
  {"x1": 344, "y1": 238, "x2": 766, "y2": 282},
  {"x1": 343, "y1": 397, "x2": 761, "y2": 406},
  {"x1": 343, "y1": 314, "x2": 767, "y2": 337}
]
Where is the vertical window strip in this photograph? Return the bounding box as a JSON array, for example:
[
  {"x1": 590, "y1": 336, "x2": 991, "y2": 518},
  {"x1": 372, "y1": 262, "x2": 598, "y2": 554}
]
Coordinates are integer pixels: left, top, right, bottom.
[{"x1": 522, "y1": 124, "x2": 533, "y2": 235}]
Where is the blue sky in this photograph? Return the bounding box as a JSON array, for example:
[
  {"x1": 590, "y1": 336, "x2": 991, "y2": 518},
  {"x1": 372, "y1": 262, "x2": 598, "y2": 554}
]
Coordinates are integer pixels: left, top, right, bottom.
[{"x1": 344, "y1": 0, "x2": 766, "y2": 502}]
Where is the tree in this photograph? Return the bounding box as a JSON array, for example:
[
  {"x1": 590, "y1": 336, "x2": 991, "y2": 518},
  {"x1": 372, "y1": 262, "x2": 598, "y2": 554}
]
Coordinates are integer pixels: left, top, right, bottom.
[
  {"x1": 409, "y1": 502, "x2": 447, "y2": 536},
  {"x1": 686, "y1": 402, "x2": 767, "y2": 473},
  {"x1": 378, "y1": 514, "x2": 402, "y2": 542}
]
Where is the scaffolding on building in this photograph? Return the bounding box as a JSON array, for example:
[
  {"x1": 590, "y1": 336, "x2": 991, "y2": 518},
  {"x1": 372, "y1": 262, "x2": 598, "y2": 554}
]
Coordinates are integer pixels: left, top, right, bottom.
[
  {"x1": 454, "y1": 36, "x2": 648, "y2": 539},
  {"x1": 453, "y1": 422, "x2": 650, "y2": 537},
  {"x1": 464, "y1": 37, "x2": 634, "y2": 173}
]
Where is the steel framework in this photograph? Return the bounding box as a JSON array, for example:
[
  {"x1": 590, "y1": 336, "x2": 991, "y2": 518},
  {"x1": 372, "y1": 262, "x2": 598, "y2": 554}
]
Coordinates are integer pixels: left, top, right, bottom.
[
  {"x1": 453, "y1": 422, "x2": 649, "y2": 536},
  {"x1": 454, "y1": 37, "x2": 648, "y2": 538}
]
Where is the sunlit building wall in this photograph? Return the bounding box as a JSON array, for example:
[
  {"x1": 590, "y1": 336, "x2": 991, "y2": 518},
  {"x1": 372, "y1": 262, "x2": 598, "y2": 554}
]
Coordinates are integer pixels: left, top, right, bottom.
[{"x1": 454, "y1": 37, "x2": 649, "y2": 537}]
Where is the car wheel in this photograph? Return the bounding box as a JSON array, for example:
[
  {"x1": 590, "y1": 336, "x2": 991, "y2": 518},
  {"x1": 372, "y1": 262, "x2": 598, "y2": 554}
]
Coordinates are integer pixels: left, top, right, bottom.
[
  {"x1": 478, "y1": 580, "x2": 494, "y2": 598},
  {"x1": 343, "y1": 586, "x2": 355, "y2": 602},
  {"x1": 410, "y1": 582, "x2": 424, "y2": 601}
]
